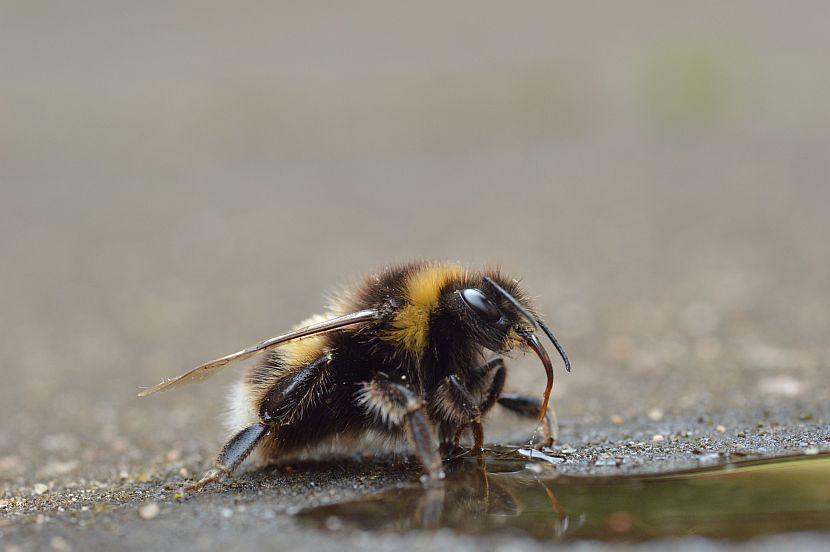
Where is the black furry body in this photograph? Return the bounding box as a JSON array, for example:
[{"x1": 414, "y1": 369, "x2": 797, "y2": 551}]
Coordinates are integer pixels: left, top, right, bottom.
[
  {"x1": 245, "y1": 263, "x2": 493, "y2": 456},
  {"x1": 181, "y1": 261, "x2": 560, "y2": 491}
]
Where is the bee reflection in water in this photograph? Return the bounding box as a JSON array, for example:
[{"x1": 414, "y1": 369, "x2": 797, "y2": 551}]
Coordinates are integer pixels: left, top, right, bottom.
[
  {"x1": 299, "y1": 450, "x2": 830, "y2": 542},
  {"x1": 302, "y1": 450, "x2": 574, "y2": 539}
]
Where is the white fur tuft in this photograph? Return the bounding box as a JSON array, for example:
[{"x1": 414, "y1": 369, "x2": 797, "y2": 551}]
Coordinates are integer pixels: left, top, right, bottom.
[{"x1": 223, "y1": 381, "x2": 257, "y2": 433}]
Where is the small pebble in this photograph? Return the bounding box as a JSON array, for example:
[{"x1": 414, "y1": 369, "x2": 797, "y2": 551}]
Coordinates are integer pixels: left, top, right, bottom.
[
  {"x1": 220, "y1": 507, "x2": 233, "y2": 518},
  {"x1": 804, "y1": 447, "x2": 820, "y2": 456},
  {"x1": 41, "y1": 433, "x2": 80, "y2": 453},
  {"x1": 610, "y1": 414, "x2": 624, "y2": 425},
  {"x1": 43, "y1": 460, "x2": 79, "y2": 477},
  {"x1": 138, "y1": 502, "x2": 160, "y2": 520},
  {"x1": 33, "y1": 483, "x2": 49, "y2": 495},
  {"x1": 652, "y1": 434, "x2": 665, "y2": 443},
  {"x1": 325, "y1": 516, "x2": 343, "y2": 531},
  {"x1": 758, "y1": 375, "x2": 802, "y2": 397},
  {"x1": 698, "y1": 453, "x2": 721, "y2": 464},
  {"x1": 0, "y1": 499, "x2": 9, "y2": 509},
  {"x1": 0, "y1": 455, "x2": 22, "y2": 472},
  {"x1": 50, "y1": 536, "x2": 72, "y2": 551},
  {"x1": 608, "y1": 511, "x2": 634, "y2": 533},
  {"x1": 716, "y1": 425, "x2": 726, "y2": 433},
  {"x1": 648, "y1": 408, "x2": 664, "y2": 422}
]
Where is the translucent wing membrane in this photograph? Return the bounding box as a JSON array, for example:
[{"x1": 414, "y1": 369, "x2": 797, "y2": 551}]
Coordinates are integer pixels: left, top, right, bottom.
[{"x1": 138, "y1": 309, "x2": 380, "y2": 397}]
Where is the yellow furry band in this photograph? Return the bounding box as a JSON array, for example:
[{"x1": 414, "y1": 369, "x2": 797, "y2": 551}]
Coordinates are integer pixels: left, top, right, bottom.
[{"x1": 384, "y1": 263, "x2": 465, "y2": 356}]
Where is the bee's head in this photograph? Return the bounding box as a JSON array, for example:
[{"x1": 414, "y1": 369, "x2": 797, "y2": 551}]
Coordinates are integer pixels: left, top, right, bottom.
[
  {"x1": 445, "y1": 271, "x2": 571, "y2": 420},
  {"x1": 445, "y1": 275, "x2": 529, "y2": 352}
]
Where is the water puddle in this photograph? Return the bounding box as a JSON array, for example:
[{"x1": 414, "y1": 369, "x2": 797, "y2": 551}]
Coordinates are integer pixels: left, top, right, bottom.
[{"x1": 298, "y1": 448, "x2": 830, "y2": 542}]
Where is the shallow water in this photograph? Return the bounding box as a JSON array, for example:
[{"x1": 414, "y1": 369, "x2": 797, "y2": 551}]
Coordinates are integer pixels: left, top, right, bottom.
[{"x1": 298, "y1": 448, "x2": 830, "y2": 542}]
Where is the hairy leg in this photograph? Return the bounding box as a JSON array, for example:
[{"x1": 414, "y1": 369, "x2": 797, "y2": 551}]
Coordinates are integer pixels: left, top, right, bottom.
[
  {"x1": 259, "y1": 354, "x2": 332, "y2": 424},
  {"x1": 433, "y1": 358, "x2": 508, "y2": 452},
  {"x1": 466, "y1": 357, "x2": 506, "y2": 406},
  {"x1": 476, "y1": 359, "x2": 506, "y2": 416},
  {"x1": 433, "y1": 375, "x2": 484, "y2": 451},
  {"x1": 358, "y1": 378, "x2": 444, "y2": 481},
  {"x1": 185, "y1": 423, "x2": 268, "y2": 492},
  {"x1": 498, "y1": 394, "x2": 558, "y2": 448},
  {"x1": 470, "y1": 357, "x2": 558, "y2": 448},
  {"x1": 188, "y1": 354, "x2": 332, "y2": 492}
]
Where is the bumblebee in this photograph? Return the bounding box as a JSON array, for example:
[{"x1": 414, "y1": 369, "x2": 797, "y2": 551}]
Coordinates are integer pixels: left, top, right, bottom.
[{"x1": 140, "y1": 261, "x2": 570, "y2": 491}]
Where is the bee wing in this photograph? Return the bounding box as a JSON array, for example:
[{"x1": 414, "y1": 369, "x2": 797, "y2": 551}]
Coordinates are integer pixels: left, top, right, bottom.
[{"x1": 138, "y1": 309, "x2": 380, "y2": 397}]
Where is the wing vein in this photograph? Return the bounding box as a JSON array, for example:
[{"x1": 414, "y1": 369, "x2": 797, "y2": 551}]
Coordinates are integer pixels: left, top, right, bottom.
[{"x1": 138, "y1": 309, "x2": 378, "y2": 397}]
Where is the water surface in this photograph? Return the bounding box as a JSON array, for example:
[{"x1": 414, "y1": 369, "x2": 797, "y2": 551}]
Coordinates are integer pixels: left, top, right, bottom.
[{"x1": 298, "y1": 448, "x2": 830, "y2": 542}]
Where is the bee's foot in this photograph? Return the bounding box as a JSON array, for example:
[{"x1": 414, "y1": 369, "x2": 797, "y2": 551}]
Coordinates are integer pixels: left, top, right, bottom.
[{"x1": 184, "y1": 468, "x2": 226, "y2": 493}]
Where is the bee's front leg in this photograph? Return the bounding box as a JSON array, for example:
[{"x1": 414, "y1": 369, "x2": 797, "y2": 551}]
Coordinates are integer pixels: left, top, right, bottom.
[
  {"x1": 433, "y1": 375, "x2": 484, "y2": 452},
  {"x1": 474, "y1": 357, "x2": 506, "y2": 416},
  {"x1": 434, "y1": 357, "x2": 508, "y2": 452},
  {"x1": 497, "y1": 394, "x2": 558, "y2": 448},
  {"x1": 469, "y1": 357, "x2": 557, "y2": 449}
]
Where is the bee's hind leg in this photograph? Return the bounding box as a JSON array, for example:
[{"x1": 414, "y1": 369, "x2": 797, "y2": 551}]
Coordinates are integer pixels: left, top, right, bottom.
[
  {"x1": 497, "y1": 394, "x2": 558, "y2": 449},
  {"x1": 187, "y1": 354, "x2": 334, "y2": 493},
  {"x1": 185, "y1": 423, "x2": 268, "y2": 493},
  {"x1": 358, "y1": 379, "x2": 444, "y2": 482}
]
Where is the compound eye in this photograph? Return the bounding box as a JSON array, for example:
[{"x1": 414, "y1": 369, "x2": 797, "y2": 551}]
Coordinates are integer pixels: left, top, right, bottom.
[{"x1": 460, "y1": 288, "x2": 502, "y2": 323}]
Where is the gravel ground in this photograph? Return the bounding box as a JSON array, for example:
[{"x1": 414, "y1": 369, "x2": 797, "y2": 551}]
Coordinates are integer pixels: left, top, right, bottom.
[
  {"x1": 1, "y1": 407, "x2": 828, "y2": 551},
  {"x1": 2, "y1": 2, "x2": 830, "y2": 550}
]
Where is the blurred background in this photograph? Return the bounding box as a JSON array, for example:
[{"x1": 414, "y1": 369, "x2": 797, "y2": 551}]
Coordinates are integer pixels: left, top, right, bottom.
[{"x1": 1, "y1": 2, "x2": 829, "y2": 477}]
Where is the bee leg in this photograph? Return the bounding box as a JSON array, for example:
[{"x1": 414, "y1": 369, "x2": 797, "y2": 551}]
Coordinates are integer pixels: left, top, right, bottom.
[
  {"x1": 470, "y1": 358, "x2": 558, "y2": 448},
  {"x1": 187, "y1": 353, "x2": 332, "y2": 493},
  {"x1": 497, "y1": 394, "x2": 558, "y2": 448},
  {"x1": 445, "y1": 357, "x2": 506, "y2": 451},
  {"x1": 358, "y1": 379, "x2": 444, "y2": 482},
  {"x1": 259, "y1": 354, "x2": 332, "y2": 422},
  {"x1": 476, "y1": 358, "x2": 506, "y2": 416},
  {"x1": 450, "y1": 421, "x2": 484, "y2": 452},
  {"x1": 185, "y1": 423, "x2": 268, "y2": 493},
  {"x1": 467, "y1": 357, "x2": 506, "y2": 406},
  {"x1": 434, "y1": 375, "x2": 484, "y2": 452}
]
